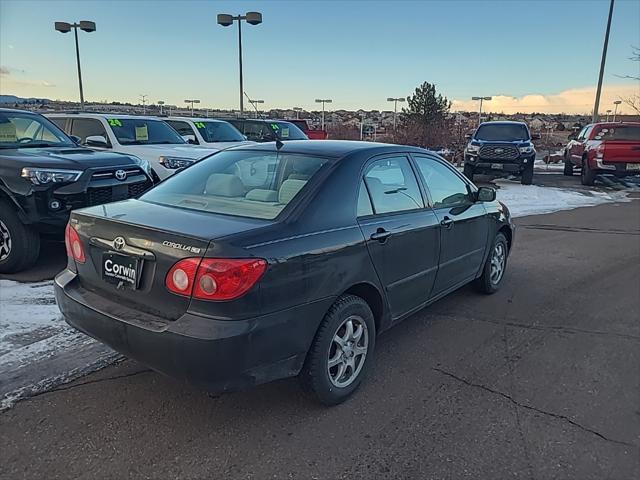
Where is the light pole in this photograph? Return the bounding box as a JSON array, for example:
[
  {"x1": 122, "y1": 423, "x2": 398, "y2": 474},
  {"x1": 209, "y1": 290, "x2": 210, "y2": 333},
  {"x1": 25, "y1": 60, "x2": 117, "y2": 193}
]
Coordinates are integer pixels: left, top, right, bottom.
[
  {"x1": 315, "y1": 99, "x2": 332, "y2": 131},
  {"x1": 185, "y1": 99, "x2": 200, "y2": 116},
  {"x1": 158, "y1": 100, "x2": 165, "y2": 115},
  {"x1": 54, "y1": 20, "x2": 96, "y2": 110},
  {"x1": 248, "y1": 99, "x2": 264, "y2": 118},
  {"x1": 217, "y1": 11, "x2": 263, "y2": 116},
  {"x1": 605, "y1": 109, "x2": 612, "y2": 121},
  {"x1": 387, "y1": 97, "x2": 406, "y2": 130},
  {"x1": 139, "y1": 94, "x2": 148, "y2": 115},
  {"x1": 593, "y1": 0, "x2": 615, "y2": 122},
  {"x1": 472, "y1": 96, "x2": 492, "y2": 127},
  {"x1": 613, "y1": 100, "x2": 622, "y2": 121},
  {"x1": 293, "y1": 107, "x2": 303, "y2": 119}
]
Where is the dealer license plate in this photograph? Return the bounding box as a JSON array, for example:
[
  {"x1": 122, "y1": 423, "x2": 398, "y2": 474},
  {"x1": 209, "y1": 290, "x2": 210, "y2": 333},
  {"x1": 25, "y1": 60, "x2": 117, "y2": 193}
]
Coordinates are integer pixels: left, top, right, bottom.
[
  {"x1": 491, "y1": 163, "x2": 504, "y2": 170},
  {"x1": 102, "y1": 252, "x2": 140, "y2": 289},
  {"x1": 626, "y1": 164, "x2": 640, "y2": 171}
]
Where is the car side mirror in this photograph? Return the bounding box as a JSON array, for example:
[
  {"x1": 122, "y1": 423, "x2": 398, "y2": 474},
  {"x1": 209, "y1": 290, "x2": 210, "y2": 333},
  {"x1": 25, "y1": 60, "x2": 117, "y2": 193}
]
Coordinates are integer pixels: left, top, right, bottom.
[
  {"x1": 477, "y1": 187, "x2": 496, "y2": 202},
  {"x1": 69, "y1": 135, "x2": 82, "y2": 144},
  {"x1": 531, "y1": 133, "x2": 541, "y2": 140},
  {"x1": 85, "y1": 135, "x2": 109, "y2": 148},
  {"x1": 182, "y1": 134, "x2": 198, "y2": 145}
]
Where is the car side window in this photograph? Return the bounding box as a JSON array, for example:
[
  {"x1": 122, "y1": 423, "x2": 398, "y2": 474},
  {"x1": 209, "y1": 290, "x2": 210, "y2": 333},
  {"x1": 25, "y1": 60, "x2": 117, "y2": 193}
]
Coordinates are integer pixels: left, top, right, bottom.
[
  {"x1": 582, "y1": 126, "x2": 593, "y2": 140},
  {"x1": 413, "y1": 156, "x2": 472, "y2": 209},
  {"x1": 357, "y1": 180, "x2": 373, "y2": 217},
  {"x1": 167, "y1": 121, "x2": 194, "y2": 137},
  {"x1": 577, "y1": 126, "x2": 589, "y2": 141},
  {"x1": 71, "y1": 118, "x2": 109, "y2": 144},
  {"x1": 49, "y1": 117, "x2": 67, "y2": 130},
  {"x1": 363, "y1": 156, "x2": 424, "y2": 215},
  {"x1": 244, "y1": 122, "x2": 266, "y2": 141}
]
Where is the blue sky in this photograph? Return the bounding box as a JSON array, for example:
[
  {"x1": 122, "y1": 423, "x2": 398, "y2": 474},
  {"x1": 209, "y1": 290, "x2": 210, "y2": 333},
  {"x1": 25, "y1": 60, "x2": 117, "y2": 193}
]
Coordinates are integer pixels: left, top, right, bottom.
[{"x1": 1, "y1": 0, "x2": 639, "y2": 113}]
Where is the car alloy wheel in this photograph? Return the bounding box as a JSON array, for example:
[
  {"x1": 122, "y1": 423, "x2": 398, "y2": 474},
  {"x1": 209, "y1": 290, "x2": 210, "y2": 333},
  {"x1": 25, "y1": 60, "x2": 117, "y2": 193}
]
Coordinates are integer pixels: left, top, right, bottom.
[
  {"x1": 327, "y1": 315, "x2": 369, "y2": 388},
  {"x1": 0, "y1": 220, "x2": 12, "y2": 261},
  {"x1": 490, "y1": 242, "x2": 506, "y2": 285}
]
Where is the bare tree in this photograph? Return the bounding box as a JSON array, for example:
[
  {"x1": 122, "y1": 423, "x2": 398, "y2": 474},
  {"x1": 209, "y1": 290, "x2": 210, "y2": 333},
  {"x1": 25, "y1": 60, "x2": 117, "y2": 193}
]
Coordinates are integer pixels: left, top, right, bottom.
[{"x1": 619, "y1": 46, "x2": 640, "y2": 114}]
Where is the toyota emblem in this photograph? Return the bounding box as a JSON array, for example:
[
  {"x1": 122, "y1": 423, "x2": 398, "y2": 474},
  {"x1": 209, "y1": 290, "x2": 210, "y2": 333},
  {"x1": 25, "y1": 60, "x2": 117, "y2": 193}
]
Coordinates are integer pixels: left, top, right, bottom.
[
  {"x1": 495, "y1": 148, "x2": 504, "y2": 153},
  {"x1": 115, "y1": 169, "x2": 127, "y2": 181},
  {"x1": 113, "y1": 237, "x2": 126, "y2": 251}
]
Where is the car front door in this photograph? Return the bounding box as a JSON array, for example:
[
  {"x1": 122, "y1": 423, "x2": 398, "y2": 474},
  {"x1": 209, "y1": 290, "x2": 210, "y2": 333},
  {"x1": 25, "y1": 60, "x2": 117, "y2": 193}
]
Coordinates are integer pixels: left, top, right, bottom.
[
  {"x1": 412, "y1": 154, "x2": 489, "y2": 296},
  {"x1": 570, "y1": 126, "x2": 591, "y2": 163},
  {"x1": 357, "y1": 155, "x2": 440, "y2": 320}
]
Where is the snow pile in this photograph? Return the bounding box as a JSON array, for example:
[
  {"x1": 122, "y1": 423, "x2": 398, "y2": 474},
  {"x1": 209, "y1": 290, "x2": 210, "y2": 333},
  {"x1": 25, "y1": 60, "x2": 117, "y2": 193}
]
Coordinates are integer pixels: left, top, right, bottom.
[
  {"x1": 494, "y1": 179, "x2": 632, "y2": 218},
  {"x1": 0, "y1": 280, "x2": 118, "y2": 411}
]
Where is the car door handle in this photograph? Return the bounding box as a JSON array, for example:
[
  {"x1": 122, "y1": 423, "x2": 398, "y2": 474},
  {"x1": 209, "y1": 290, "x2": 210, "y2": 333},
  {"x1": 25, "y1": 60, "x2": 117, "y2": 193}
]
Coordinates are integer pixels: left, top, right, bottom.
[
  {"x1": 440, "y1": 217, "x2": 454, "y2": 229},
  {"x1": 370, "y1": 228, "x2": 391, "y2": 242}
]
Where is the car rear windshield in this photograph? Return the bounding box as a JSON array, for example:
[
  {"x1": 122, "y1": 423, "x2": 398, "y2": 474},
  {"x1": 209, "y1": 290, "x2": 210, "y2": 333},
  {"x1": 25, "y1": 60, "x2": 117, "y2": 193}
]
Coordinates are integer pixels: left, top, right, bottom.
[
  {"x1": 0, "y1": 111, "x2": 73, "y2": 149},
  {"x1": 108, "y1": 118, "x2": 186, "y2": 145},
  {"x1": 141, "y1": 150, "x2": 329, "y2": 220},
  {"x1": 593, "y1": 125, "x2": 640, "y2": 141},
  {"x1": 475, "y1": 124, "x2": 530, "y2": 141},
  {"x1": 196, "y1": 121, "x2": 245, "y2": 143}
]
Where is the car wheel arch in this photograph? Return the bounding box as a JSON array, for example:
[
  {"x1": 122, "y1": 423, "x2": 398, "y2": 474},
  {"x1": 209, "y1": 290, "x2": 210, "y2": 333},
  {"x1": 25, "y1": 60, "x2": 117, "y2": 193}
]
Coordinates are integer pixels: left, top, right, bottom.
[
  {"x1": 498, "y1": 225, "x2": 512, "y2": 251},
  {"x1": 342, "y1": 282, "x2": 386, "y2": 333}
]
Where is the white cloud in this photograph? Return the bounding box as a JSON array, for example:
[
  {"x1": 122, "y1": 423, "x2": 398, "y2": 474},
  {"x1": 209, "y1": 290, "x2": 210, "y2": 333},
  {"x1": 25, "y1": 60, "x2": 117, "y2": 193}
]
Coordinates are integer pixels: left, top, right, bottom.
[{"x1": 452, "y1": 84, "x2": 640, "y2": 115}]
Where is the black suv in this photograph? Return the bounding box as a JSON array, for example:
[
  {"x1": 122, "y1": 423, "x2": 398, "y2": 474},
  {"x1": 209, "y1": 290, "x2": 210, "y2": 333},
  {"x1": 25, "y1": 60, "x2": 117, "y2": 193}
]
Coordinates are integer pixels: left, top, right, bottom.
[
  {"x1": 463, "y1": 121, "x2": 539, "y2": 185},
  {"x1": 0, "y1": 108, "x2": 153, "y2": 273},
  {"x1": 225, "y1": 118, "x2": 308, "y2": 142}
]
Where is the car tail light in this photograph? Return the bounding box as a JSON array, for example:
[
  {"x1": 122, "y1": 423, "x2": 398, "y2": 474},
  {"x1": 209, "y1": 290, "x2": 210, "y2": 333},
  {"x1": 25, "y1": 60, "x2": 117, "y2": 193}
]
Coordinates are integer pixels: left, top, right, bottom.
[
  {"x1": 596, "y1": 144, "x2": 605, "y2": 159},
  {"x1": 165, "y1": 258, "x2": 201, "y2": 296},
  {"x1": 65, "y1": 223, "x2": 86, "y2": 264},
  {"x1": 165, "y1": 258, "x2": 267, "y2": 301}
]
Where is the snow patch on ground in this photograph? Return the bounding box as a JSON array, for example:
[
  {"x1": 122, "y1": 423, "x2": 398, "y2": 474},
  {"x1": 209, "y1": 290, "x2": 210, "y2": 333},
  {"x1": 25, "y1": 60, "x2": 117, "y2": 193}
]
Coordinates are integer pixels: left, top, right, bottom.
[
  {"x1": 494, "y1": 179, "x2": 633, "y2": 218},
  {"x1": 0, "y1": 280, "x2": 118, "y2": 411}
]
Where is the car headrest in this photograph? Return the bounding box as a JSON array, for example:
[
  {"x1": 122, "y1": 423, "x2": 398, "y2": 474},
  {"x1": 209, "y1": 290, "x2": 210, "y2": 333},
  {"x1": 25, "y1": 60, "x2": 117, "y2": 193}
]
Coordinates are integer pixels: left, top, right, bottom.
[
  {"x1": 245, "y1": 189, "x2": 278, "y2": 202},
  {"x1": 205, "y1": 173, "x2": 245, "y2": 197},
  {"x1": 278, "y1": 179, "x2": 307, "y2": 204}
]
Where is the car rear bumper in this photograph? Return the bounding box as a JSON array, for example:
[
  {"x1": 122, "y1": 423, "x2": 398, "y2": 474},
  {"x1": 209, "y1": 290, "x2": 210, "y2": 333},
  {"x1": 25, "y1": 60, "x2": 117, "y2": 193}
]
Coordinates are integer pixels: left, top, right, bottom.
[
  {"x1": 54, "y1": 269, "x2": 334, "y2": 393},
  {"x1": 593, "y1": 159, "x2": 640, "y2": 176}
]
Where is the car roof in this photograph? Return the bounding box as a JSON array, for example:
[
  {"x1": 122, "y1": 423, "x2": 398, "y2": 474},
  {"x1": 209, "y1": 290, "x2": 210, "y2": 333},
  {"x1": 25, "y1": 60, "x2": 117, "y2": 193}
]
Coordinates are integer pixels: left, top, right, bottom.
[
  {"x1": 478, "y1": 121, "x2": 528, "y2": 126},
  {"x1": 223, "y1": 118, "x2": 297, "y2": 124},
  {"x1": 0, "y1": 108, "x2": 41, "y2": 114},
  {"x1": 229, "y1": 140, "x2": 429, "y2": 158},
  {"x1": 589, "y1": 121, "x2": 640, "y2": 127},
  {"x1": 46, "y1": 113, "x2": 164, "y2": 121},
  {"x1": 165, "y1": 116, "x2": 231, "y2": 123}
]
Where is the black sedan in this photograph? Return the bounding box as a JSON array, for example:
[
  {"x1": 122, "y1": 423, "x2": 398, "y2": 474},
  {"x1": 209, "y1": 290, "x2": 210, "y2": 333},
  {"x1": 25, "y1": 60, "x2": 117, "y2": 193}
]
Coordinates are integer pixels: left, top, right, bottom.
[{"x1": 55, "y1": 141, "x2": 514, "y2": 405}]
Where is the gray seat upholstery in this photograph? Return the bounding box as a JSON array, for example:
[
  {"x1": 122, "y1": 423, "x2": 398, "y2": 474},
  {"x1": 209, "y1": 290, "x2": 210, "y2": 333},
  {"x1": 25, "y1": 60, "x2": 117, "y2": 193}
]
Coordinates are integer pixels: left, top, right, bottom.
[
  {"x1": 245, "y1": 189, "x2": 278, "y2": 202},
  {"x1": 278, "y1": 179, "x2": 307, "y2": 204},
  {"x1": 205, "y1": 173, "x2": 245, "y2": 197}
]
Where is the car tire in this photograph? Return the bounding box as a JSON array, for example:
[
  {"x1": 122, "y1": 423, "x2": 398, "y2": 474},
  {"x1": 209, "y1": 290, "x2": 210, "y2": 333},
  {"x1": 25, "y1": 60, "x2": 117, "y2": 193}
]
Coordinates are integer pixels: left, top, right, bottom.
[
  {"x1": 581, "y1": 158, "x2": 596, "y2": 186},
  {"x1": 563, "y1": 156, "x2": 574, "y2": 176},
  {"x1": 0, "y1": 201, "x2": 40, "y2": 274},
  {"x1": 463, "y1": 164, "x2": 475, "y2": 181},
  {"x1": 521, "y1": 164, "x2": 534, "y2": 185},
  {"x1": 474, "y1": 232, "x2": 508, "y2": 294},
  {"x1": 300, "y1": 294, "x2": 376, "y2": 406}
]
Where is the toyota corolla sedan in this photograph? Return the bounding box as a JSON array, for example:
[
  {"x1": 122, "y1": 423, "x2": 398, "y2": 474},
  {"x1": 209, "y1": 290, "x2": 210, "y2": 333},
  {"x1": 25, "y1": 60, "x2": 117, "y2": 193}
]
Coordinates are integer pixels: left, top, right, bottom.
[{"x1": 55, "y1": 141, "x2": 514, "y2": 405}]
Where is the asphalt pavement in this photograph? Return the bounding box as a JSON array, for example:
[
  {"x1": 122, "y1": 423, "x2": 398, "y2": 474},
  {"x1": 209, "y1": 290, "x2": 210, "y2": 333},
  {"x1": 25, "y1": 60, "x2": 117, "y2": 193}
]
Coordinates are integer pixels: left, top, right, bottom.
[{"x1": 0, "y1": 194, "x2": 638, "y2": 479}]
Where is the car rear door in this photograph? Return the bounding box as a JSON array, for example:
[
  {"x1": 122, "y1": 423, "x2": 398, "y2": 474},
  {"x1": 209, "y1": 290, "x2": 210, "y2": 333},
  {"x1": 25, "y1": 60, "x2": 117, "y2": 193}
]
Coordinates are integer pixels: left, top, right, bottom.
[
  {"x1": 411, "y1": 154, "x2": 489, "y2": 296},
  {"x1": 357, "y1": 155, "x2": 440, "y2": 319}
]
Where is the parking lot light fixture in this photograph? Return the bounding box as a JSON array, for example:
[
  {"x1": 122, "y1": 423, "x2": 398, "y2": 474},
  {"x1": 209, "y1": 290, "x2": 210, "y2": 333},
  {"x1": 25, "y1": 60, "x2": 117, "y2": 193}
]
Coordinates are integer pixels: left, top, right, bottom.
[
  {"x1": 184, "y1": 99, "x2": 200, "y2": 116},
  {"x1": 217, "y1": 11, "x2": 263, "y2": 115},
  {"x1": 158, "y1": 101, "x2": 165, "y2": 116},
  {"x1": 249, "y1": 99, "x2": 264, "y2": 118},
  {"x1": 315, "y1": 99, "x2": 333, "y2": 131},
  {"x1": 387, "y1": 97, "x2": 406, "y2": 130},
  {"x1": 54, "y1": 20, "x2": 96, "y2": 110},
  {"x1": 613, "y1": 100, "x2": 622, "y2": 122},
  {"x1": 605, "y1": 109, "x2": 612, "y2": 121},
  {"x1": 472, "y1": 96, "x2": 492, "y2": 127},
  {"x1": 293, "y1": 107, "x2": 303, "y2": 119}
]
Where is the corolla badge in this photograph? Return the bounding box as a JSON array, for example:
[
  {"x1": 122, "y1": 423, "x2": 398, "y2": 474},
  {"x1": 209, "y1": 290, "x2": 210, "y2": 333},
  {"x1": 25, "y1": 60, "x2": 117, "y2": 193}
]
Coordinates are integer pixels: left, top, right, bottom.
[
  {"x1": 162, "y1": 240, "x2": 201, "y2": 254},
  {"x1": 113, "y1": 236, "x2": 126, "y2": 251},
  {"x1": 115, "y1": 169, "x2": 127, "y2": 181}
]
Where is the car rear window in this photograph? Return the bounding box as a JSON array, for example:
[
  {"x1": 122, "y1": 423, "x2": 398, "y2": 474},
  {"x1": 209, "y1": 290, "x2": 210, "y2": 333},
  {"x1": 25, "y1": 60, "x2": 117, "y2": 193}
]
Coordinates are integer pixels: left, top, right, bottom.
[
  {"x1": 194, "y1": 121, "x2": 245, "y2": 143},
  {"x1": 475, "y1": 124, "x2": 530, "y2": 141},
  {"x1": 141, "y1": 150, "x2": 329, "y2": 220},
  {"x1": 593, "y1": 125, "x2": 640, "y2": 141}
]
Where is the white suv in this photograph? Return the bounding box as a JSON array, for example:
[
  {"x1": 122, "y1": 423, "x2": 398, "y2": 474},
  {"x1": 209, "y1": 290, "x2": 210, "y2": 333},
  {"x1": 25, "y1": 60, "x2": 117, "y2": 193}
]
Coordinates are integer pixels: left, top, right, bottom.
[
  {"x1": 164, "y1": 117, "x2": 253, "y2": 149},
  {"x1": 47, "y1": 114, "x2": 222, "y2": 180}
]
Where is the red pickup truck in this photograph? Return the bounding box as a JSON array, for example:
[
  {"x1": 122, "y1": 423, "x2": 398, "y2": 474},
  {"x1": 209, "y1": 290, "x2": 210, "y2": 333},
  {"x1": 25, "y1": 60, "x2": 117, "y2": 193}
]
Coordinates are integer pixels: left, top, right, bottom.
[
  {"x1": 564, "y1": 122, "x2": 640, "y2": 185},
  {"x1": 288, "y1": 119, "x2": 328, "y2": 140}
]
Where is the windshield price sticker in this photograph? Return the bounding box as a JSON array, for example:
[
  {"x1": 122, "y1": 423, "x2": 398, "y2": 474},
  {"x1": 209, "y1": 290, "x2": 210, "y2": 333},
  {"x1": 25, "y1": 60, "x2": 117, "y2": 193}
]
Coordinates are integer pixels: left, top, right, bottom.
[
  {"x1": 0, "y1": 122, "x2": 17, "y2": 142},
  {"x1": 194, "y1": 122, "x2": 206, "y2": 129},
  {"x1": 281, "y1": 128, "x2": 290, "y2": 138},
  {"x1": 135, "y1": 125, "x2": 149, "y2": 141},
  {"x1": 108, "y1": 119, "x2": 123, "y2": 127}
]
